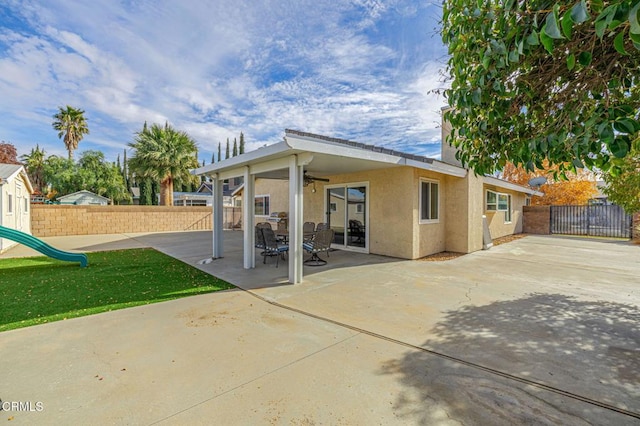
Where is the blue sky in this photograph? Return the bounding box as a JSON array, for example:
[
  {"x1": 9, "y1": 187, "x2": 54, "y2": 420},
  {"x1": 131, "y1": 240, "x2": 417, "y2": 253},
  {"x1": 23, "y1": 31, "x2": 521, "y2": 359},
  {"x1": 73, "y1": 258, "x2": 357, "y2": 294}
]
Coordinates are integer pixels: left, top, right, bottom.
[{"x1": 0, "y1": 0, "x2": 449, "y2": 164}]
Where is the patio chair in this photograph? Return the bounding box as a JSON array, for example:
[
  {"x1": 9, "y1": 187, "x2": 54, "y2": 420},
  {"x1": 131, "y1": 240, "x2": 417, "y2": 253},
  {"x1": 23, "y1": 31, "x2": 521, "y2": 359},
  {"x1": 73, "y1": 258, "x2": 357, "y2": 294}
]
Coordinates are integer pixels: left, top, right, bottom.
[
  {"x1": 315, "y1": 222, "x2": 329, "y2": 231},
  {"x1": 255, "y1": 222, "x2": 272, "y2": 252},
  {"x1": 303, "y1": 221, "x2": 316, "y2": 242},
  {"x1": 303, "y1": 228, "x2": 334, "y2": 266},
  {"x1": 349, "y1": 219, "x2": 365, "y2": 243},
  {"x1": 261, "y1": 227, "x2": 289, "y2": 268}
]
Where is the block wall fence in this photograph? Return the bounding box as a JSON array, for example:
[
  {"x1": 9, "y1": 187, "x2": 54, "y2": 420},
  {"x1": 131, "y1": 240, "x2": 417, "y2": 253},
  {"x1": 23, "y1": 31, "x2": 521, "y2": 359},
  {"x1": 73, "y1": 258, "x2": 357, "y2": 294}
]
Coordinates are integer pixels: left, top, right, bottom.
[
  {"x1": 31, "y1": 205, "x2": 213, "y2": 237},
  {"x1": 523, "y1": 206, "x2": 639, "y2": 243},
  {"x1": 522, "y1": 206, "x2": 551, "y2": 235}
]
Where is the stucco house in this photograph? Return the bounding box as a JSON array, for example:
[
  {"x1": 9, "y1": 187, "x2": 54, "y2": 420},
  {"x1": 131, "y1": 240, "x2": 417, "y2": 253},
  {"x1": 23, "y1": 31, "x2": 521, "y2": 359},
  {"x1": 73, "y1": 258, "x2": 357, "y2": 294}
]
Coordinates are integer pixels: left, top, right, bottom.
[
  {"x1": 0, "y1": 164, "x2": 34, "y2": 252},
  {"x1": 57, "y1": 190, "x2": 110, "y2": 206},
  {"x1": 194, "y1": 119, "x2": 540, "y2": 284}
]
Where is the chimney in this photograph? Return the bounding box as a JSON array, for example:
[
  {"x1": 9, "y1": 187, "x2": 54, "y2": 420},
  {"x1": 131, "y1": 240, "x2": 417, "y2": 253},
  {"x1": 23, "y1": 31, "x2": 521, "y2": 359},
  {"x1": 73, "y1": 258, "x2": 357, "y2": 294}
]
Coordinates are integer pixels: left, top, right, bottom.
[{"x1": 440, "y1": 106, "x2": 463, "y2": 167}]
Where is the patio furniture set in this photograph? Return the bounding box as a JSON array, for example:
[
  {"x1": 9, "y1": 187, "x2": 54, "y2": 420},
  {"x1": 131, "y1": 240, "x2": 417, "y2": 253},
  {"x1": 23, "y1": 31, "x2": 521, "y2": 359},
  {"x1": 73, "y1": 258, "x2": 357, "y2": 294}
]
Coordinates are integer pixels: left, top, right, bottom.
[{"x1": 255, "y1": 222, "x2": 334, "y2": 267}]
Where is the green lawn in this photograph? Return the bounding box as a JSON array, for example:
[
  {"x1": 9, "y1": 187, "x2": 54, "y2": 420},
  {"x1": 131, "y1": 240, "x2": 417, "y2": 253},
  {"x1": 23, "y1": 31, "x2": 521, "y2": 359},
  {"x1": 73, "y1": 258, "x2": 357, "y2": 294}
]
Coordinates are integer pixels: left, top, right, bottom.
[{"x1": 0, "y1": 248, "x2": 235, "y2": 332}]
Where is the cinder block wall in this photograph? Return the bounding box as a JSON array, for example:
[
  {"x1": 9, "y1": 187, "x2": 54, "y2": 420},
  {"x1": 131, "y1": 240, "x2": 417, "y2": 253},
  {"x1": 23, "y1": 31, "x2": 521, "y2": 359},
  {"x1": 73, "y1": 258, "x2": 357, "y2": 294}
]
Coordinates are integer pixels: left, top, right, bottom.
[
  {"x1": 523, "y1": 205, "x2": 551, "y2": 235},
  {"x1": 31, "y1": 205, "x2": 212, "y2": 237}
]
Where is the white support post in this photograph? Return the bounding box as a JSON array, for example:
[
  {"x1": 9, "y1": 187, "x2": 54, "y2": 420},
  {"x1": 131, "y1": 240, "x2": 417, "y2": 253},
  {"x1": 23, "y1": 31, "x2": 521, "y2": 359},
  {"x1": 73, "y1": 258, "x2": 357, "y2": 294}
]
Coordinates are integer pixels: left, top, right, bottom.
[
  {"x1": 212, "y1": 175, "x2": 224, "y2": 258},
  {"x1": 243, "y1": 167, "x2": 255, "y2": 269},
  {"x1": 288, "y1": 155, "x2": 304, "y2": 284}
]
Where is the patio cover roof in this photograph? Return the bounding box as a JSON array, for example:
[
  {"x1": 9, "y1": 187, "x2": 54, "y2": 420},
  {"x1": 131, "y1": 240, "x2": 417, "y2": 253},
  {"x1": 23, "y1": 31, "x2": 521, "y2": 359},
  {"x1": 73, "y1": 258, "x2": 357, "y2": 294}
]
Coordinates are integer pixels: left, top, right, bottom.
[{"x1": 193, "y1": 129, "x2": 467, "y2": 180}]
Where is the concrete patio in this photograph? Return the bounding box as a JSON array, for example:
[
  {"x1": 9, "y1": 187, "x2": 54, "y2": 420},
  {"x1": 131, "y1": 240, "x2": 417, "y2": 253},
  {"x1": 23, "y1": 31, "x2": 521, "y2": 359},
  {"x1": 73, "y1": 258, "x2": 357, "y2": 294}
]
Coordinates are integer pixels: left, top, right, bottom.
[{"x1": 1, "y1": 231, "x2": 639, "y2": 424}]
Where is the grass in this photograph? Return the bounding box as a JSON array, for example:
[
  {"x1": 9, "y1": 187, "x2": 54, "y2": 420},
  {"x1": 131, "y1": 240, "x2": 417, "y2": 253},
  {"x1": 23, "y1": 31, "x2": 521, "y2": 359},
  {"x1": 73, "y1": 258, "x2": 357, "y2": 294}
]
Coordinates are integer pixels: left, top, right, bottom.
[{"x1": 0, "y1": 248, "x2": 235, "y2": 332}]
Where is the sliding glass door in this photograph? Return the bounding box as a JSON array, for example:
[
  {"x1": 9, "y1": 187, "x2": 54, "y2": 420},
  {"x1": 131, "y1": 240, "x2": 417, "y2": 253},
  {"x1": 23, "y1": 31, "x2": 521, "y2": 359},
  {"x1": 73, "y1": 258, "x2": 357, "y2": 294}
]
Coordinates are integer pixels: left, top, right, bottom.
[{"x1": 325, "y1": 183, "x2": 368, "y2": 251}]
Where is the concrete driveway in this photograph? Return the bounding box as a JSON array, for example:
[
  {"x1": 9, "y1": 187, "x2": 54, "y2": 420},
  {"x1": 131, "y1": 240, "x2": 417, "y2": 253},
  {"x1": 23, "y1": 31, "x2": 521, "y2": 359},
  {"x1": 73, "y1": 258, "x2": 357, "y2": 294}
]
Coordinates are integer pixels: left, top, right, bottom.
[{"x1": 0, "y1": 232, "x2": 638, "y2": 425}]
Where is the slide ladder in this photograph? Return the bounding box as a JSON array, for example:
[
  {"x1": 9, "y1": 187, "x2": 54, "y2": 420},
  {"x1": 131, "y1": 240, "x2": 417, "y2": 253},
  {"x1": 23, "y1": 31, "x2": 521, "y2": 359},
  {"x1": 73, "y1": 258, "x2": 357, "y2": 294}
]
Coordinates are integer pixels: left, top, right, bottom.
[{"x1": 0, "y1": 226, "x2": 88, "y2": 267}]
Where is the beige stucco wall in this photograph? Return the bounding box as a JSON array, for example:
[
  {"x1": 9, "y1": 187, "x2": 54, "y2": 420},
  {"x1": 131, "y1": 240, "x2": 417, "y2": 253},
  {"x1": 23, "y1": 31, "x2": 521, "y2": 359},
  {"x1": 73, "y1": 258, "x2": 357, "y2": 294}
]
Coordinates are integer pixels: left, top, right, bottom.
[
  {"x1": 443, "y1": 173, "x2": 484, "y2": 253},
  {"x1": 483, "y1": 184, "x2": 526, "y2": 239},
  {"x1": 253, "y1": 179, "x2": 289, "y2": 228}
]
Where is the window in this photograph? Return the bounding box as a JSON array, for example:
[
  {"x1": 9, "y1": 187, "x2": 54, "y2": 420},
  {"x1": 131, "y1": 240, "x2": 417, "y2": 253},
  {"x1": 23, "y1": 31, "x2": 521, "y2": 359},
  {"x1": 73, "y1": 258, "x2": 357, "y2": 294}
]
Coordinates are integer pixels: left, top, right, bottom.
[
  {"x1": 356, "y1": 203, "x2": 364, "y2": 214},
  {"x1": 525, "y1": 196, "x2": 531, "y2": 206},
  {"x1": 497, "y1": 193, "x2": 509, "y2": 211},
  {"x1": 485, "y1": 190, "x2": 497, "y2": 211},
  {"x1": 420, "y1": 179, "x2": 439, "y2": 223},
  {"x1": 24, "y1": 197, "x2": 29, "y2": 213},
  {"x1": 330, "y1": 202, "x2": 337, "y2": 212},
  {"x1": 254, "y1": 195, "x2": 270, "y2": 216},
  {"x1": 504, "y1": 194, "x2": 512, "y2": 223},
  {"x1": 7, "y1": 193, "x2": 13, "y2": 214}
]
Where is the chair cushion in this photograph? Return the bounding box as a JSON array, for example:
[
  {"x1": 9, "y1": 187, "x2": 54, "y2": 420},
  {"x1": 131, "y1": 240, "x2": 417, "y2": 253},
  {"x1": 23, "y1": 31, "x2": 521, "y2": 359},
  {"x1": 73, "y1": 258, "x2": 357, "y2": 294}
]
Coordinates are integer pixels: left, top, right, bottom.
[{"x1": 302, "y1": 242, "x2": 314, "y2": 251}]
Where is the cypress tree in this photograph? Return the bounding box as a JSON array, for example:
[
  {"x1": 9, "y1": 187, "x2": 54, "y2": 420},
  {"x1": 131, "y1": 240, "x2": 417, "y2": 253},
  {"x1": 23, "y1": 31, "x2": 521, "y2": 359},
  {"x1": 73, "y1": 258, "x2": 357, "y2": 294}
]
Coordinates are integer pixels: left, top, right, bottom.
[
  {"x1": 232, "y1": 137, "x2": 238, "y2": 157},
  {"x1": 225, "y1": 138, "x2": 230, "y2": 159},
  {"x1": 217, "y1": 143, "x2": 221, "y2": 162},
  {"x1": 211, "y1": 152, "x2": 215, "y2": 164},
  {"x1": 139, "y1": 178, "x2": 152, "y2": 205},
  {"x1": 239, "y1": 132, "x2": 245, "y2": 154},
  {"x1": 151, "y1": 180, "x2": 159, "y2": 205}
]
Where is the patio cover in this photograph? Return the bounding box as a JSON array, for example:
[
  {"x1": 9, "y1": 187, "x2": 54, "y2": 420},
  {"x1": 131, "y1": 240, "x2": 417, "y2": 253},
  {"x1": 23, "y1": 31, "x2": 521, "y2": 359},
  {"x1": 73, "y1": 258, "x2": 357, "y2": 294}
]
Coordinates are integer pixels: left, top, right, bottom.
[{"x1": 193, "y1": 130, "x2": 467, "y2": 284}]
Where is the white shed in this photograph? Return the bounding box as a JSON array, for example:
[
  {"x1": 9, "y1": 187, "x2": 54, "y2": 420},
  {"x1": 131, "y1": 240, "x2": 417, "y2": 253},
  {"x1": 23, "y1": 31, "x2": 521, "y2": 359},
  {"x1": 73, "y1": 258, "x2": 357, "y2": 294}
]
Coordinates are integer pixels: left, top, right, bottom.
[{"x1": 0, "y1": 164, "x2": 34, "y2": 252}]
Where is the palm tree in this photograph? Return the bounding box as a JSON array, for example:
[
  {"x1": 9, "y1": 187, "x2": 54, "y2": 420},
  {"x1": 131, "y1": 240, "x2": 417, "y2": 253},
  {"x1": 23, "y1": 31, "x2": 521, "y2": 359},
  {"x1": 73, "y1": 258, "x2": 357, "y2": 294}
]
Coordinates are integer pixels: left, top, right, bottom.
[
  {"x1": 128, "y1": 122, "x2": 199, "y2": 206},
  {"x1": 20, "y1": 145, "x2": 46, "y2": 193},
  {"x1": 52, "y1": 105, "x2": 89, "y2": 160}
]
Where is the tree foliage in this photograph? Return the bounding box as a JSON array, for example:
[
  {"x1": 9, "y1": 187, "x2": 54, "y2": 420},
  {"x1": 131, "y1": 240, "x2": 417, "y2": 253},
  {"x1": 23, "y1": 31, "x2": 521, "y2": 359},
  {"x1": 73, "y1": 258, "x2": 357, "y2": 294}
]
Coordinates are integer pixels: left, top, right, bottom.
[
  {"x1": 0, "y1": 142, "x2": 20, "y2": 164},
  {"x1": 43, "y1": 151, "x2": 130, "y2": 203},
  {"x1": 502, "y1": 161, "x2": 598, "y2": 205},
  {"x1": 442, "y1": 0, "x2": 640, "y2": 175},
  {"x1": 128, "y1": 122, "x2": 199, "y2": 206},
  {"x1": 602, "y1": 147, "x2": 640, "y2": 212},
  {"x1": 52, "y1": 106, "x2": 89, "y2": 160},
  {"x1": 20, "y1": 144, "x2": 46, "y2": 192}
]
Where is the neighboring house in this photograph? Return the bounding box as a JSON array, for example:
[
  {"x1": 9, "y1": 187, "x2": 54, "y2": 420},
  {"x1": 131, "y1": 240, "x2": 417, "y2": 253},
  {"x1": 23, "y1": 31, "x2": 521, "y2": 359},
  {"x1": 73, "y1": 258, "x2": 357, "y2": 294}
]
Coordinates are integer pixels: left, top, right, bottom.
[
  {"x1": 0, "y1": 164, "x2": 34, "y2": 252},
  {"x1": 194, "y1": 118, "x2": 541, "y2": 284},
  {"x1": 57, "y1": 190, "x2": 110, "y2": 206}
]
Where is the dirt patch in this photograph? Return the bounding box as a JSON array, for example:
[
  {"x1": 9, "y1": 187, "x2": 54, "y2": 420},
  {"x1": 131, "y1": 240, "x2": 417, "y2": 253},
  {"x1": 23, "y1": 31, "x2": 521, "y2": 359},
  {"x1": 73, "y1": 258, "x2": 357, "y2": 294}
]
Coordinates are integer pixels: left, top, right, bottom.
[
  {"x1": 418, "y1": 251, "x2": 465, "y2": 262},
  {"x1": 492, "y1": 233, "x2": 528, "y2": 246}
]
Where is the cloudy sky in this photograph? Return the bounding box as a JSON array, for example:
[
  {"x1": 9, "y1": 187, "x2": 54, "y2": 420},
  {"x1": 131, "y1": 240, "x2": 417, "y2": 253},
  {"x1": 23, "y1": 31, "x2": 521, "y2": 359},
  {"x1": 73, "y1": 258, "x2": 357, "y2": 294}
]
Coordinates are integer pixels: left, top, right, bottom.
[{"x1": 0, "y1": 0, "x2": 449, "y2": 164}]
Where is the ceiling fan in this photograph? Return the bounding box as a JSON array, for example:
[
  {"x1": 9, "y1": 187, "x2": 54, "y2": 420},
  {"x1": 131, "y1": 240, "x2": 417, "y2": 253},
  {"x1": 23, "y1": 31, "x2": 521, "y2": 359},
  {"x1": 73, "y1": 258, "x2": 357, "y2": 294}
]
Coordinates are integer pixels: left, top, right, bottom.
[{"x1": 303, "y1": 171, "x2": 329, "y2": 188}]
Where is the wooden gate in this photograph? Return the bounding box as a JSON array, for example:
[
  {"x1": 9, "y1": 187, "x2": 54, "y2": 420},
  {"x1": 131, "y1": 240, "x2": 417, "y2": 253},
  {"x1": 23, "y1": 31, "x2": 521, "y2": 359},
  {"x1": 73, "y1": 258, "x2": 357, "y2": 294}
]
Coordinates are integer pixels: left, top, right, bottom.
[{"x1": 550, "y1": 205, "x2": 632, "y2": 238}]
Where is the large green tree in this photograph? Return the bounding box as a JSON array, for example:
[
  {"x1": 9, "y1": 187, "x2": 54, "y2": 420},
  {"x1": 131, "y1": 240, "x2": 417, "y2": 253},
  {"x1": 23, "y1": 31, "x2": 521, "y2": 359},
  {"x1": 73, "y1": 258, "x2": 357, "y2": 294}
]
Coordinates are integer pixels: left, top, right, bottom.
[
  {"x1": 52, "y1": 106, "x2": 89, "y2": 160},
  {"x1": 42, "y1": 151, "x2": 130, "y2": 204},
  {"x1": 602, "y1": 147, "x2": 640, "y2": 213},
  {"x1": 20, "y1": 144, "x2": 46, "y2": 192},
  {"x1": 442, "y1": 0, "x2": 640, "y2": 176},
  {"x1": 128, "y1": 122, "x2": 199, "y2": 206}
]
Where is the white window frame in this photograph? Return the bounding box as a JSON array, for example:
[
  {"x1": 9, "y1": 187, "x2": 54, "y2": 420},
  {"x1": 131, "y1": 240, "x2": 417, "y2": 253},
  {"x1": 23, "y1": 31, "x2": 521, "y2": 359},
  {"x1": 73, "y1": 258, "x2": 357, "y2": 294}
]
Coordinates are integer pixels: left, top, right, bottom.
[
  {"x1": 485, "y1": 190, "x2": 498, "y2": 211},
  {"x1": 24, "y1": 196, "x2": 29, "y2": 213},
  {"x1": 7, "y1": 192, "x2": 14, "y2": 215},
  {"x1": 419, "y1": 178, "x2": 440, "y2": 224},
  {"x1": 504, "y1": 194, "x2": 512, "y2": 223},
  {"x1": 329, "y1": 202, "x2": 337, "y2": 213},
  {"x1": 355, "y1": 203, "x2": 364, "y2": 214},
  {"x1": 254, "y1": 194, "x2": 270, "y2": 217}
]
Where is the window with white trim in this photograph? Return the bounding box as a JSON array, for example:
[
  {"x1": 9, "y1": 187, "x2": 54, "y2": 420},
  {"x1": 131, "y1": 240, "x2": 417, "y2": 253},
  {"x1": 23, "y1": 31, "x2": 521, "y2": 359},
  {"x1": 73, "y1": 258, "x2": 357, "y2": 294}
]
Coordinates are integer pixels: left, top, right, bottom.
[
  {"x1": 24, "y1": 197, "x2": 29, "y2": 212},
  {"x1": 486, "y1": 190, "x2": 498, "y2": 211},
  {"x1": 7, "y1": 193, "x2": 13, "y2": 214},
  {"x1": 419, "y1": 179, "x2": 439, "y2": 223},
  {"x1": 504, "y1": 194, "x2": 512, "y2": 223},
  {"x1": 355, "y1": 203, "x2": 364, "y2": 214},
  {"x1": 254, "y1": 195, "x2": 270, "y2": 216}
]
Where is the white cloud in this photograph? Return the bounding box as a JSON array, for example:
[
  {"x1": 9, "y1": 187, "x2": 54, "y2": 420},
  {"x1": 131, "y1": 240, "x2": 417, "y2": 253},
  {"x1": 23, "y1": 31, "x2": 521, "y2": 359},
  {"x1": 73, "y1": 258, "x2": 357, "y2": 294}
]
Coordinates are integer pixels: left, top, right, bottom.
[{"x1": 1, "y1": 0, "x2": 449, "y2": 161}]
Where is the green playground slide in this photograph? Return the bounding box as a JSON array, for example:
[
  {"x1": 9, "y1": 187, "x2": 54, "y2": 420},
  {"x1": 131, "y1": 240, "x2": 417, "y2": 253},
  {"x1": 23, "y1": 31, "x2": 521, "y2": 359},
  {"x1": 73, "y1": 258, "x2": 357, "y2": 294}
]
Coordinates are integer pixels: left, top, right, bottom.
[{"x1": 0, "y1": 225, "x2": 88, "y2": 267}]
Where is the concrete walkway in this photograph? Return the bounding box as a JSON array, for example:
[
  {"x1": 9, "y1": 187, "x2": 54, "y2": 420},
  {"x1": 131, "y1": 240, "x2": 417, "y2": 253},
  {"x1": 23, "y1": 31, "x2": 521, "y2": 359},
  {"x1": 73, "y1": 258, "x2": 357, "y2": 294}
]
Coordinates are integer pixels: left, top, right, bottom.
[{"x1": 1, "y1": 231, "x2": 639, "y2": 425}]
